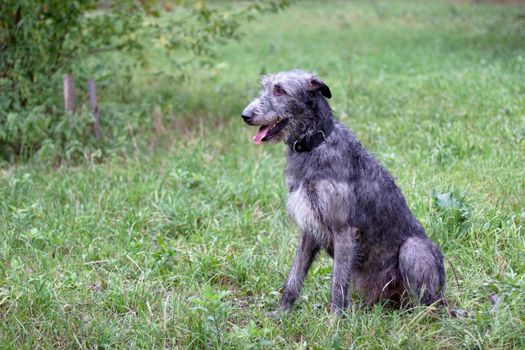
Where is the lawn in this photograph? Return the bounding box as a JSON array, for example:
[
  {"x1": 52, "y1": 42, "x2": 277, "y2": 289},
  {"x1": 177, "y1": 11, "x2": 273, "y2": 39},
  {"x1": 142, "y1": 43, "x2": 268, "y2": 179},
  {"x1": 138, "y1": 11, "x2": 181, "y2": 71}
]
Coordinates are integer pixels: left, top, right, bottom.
[{"x1": 1, "y1": 0, "x2": 525, "y2": 348}]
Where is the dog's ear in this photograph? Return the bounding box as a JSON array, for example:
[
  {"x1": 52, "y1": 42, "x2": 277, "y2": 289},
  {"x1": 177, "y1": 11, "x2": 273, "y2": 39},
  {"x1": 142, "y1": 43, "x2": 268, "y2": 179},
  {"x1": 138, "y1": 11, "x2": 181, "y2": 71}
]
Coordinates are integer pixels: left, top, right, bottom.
[{"x1": 308, "y1": 77, "x2": 332, "y2": 99}]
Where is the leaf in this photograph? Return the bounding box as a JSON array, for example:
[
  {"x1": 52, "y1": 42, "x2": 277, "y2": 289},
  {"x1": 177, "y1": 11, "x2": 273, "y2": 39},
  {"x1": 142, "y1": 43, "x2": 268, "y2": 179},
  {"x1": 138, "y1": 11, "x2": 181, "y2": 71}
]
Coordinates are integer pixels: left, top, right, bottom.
[{"x1": 434, "y1": 192, "x2": 461, "y2": 211}]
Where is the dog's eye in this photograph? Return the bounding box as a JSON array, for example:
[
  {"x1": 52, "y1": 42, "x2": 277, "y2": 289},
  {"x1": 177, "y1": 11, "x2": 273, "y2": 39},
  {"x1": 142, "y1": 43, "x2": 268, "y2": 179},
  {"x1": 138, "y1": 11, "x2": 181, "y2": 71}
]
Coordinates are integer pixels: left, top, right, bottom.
[{"x1": 273, "y1": 85, "x2": 286, "y2": 97}]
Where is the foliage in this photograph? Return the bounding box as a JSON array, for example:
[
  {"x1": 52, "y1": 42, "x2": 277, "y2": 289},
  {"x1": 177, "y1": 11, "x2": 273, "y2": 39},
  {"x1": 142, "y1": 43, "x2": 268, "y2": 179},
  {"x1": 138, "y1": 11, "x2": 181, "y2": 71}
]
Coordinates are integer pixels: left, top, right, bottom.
[
  {"x1": 0, "y1": 1, "x2": 96, "y2": 110},
  {"x1": 0, "y1": 0, "x2": 293, "y2": 162},
  {"x1": 432, "y1": 190, "x2": 471, "y2": 237},
  {"x1": 0, "y1": 105, "x2": 151, "y2": 163}
]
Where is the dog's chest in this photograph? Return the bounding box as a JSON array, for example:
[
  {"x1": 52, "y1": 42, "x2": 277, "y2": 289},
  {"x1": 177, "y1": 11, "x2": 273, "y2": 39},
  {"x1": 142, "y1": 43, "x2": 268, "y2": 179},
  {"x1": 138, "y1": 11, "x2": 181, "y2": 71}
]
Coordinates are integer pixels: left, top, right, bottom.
[{"x1": 285, "y1": 176, "x2": 352, "y2": 238}]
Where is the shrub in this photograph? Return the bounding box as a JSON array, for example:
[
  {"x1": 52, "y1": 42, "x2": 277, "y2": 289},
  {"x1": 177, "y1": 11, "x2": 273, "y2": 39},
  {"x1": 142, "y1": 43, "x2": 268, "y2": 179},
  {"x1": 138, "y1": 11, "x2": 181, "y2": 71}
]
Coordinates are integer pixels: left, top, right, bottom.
[{"x1": 0, "y1": 0, "x2": 293, "y2": 162}]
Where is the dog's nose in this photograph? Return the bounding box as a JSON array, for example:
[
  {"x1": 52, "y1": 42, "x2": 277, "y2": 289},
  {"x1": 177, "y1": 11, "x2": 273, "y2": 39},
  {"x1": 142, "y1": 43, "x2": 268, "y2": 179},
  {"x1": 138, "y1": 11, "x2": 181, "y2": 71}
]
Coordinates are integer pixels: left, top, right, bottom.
[{"x1": 241, "y1": 113, "x2": 252, "y2": 122}]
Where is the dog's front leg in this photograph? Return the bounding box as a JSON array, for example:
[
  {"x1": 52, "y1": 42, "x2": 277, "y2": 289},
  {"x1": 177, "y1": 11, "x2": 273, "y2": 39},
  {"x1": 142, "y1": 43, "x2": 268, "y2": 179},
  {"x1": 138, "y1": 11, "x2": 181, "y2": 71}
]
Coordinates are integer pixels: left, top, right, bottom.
[
  {"x1": 281, "y1": 232, "x2": 319, "y2": 311},
  {"x1": 330, "y1": 228, "x2": 354, "y2": 315}
]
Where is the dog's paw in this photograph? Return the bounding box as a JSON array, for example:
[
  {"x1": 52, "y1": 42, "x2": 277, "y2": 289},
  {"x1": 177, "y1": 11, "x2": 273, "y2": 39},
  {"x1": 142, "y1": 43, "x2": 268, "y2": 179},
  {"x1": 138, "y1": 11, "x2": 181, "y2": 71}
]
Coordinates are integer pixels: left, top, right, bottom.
[
  {"x1": 448, "y1": 308, "x2": 470, "y2": 318},
  {"x1": 267, "y1": 302, "x2": 296, "y2": 319},
  {"x1": 330, "y1": 304, "x2": 350, "y2": 318},
  {"x1": 267, "y1": 308, "x2": 289, "y2": 319}
]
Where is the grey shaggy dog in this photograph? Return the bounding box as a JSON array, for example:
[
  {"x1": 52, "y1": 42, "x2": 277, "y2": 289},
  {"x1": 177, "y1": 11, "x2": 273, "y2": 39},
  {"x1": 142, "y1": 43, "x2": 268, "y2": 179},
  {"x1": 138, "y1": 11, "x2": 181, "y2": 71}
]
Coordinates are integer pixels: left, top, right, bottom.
[{"x1": 241, "y1": 70, "x2": 446, "y2": 315}]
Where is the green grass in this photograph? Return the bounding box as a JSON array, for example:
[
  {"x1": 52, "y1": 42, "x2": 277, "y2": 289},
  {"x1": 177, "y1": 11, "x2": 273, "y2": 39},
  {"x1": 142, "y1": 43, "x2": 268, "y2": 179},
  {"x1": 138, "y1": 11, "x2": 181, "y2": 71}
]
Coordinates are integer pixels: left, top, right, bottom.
[{"x1": 1, "y1": 0, "x2": 525, "y2": 348}]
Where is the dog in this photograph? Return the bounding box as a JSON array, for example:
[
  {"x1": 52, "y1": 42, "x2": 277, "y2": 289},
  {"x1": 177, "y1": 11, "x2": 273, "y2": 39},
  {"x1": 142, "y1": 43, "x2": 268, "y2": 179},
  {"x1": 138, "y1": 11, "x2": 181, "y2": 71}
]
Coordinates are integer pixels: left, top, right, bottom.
[{"x1": 241, "y1": 70, "x2": 446, "y2": 315}]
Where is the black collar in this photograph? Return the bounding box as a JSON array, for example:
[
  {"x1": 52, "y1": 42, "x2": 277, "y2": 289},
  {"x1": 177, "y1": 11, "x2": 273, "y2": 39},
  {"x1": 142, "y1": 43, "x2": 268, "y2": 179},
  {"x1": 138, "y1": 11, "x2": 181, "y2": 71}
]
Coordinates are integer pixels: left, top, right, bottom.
[{"x1": 289, "y1": 118, "x2": 334, "y2": 153}]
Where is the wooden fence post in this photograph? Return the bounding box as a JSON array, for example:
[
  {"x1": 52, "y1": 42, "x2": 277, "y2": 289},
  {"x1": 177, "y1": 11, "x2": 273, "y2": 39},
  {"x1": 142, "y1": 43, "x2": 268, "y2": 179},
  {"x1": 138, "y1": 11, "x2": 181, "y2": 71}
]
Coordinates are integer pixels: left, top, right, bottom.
[
  {"x1": 87, "y1": 79, "x2": 101, "y2": 139},
  {"x1": 151, "y1": 105, "x2": 166, "y2": 134},
  {"x1": 63, "y1": 74, "x2": 76, "y2": 113}
]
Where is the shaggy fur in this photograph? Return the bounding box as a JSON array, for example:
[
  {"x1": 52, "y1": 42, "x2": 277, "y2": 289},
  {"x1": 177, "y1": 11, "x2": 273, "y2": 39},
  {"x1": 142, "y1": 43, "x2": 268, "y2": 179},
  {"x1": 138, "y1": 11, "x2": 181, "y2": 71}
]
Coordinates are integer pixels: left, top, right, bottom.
[{"x1": 241, "y1": 70, "x2": 446, "y2": 314}]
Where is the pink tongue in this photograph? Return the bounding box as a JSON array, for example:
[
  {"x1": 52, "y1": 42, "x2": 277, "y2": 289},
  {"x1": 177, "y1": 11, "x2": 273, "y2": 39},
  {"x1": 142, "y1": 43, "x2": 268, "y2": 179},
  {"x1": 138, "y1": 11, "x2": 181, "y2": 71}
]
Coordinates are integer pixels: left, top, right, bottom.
[{"x1": 253, "y1": 125, "x2": 270, "y2": 144}]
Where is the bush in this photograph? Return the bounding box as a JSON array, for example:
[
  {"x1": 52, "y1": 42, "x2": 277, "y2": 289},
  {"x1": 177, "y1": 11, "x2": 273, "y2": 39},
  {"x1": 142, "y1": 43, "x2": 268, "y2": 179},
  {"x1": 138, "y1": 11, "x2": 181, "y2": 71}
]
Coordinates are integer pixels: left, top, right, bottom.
[{"x1": 0, "y1": 0, "x2": 293, "y2": 162}]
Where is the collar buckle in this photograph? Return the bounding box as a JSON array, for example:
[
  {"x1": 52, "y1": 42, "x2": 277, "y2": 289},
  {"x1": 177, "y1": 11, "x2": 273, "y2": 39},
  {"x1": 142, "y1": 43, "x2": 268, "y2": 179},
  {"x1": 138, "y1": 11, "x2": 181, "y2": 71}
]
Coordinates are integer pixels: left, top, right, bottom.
[{"x1": 293, "y1": 139, "x2": 302, "y2": 152}]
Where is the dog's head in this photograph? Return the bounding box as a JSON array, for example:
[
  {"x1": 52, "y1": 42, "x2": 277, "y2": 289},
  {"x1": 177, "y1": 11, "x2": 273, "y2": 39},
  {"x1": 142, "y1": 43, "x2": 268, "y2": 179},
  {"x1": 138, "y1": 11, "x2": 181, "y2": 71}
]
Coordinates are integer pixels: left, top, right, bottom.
[{"x1": 241, "y1": 70, "x2": 332, "y2": 144}]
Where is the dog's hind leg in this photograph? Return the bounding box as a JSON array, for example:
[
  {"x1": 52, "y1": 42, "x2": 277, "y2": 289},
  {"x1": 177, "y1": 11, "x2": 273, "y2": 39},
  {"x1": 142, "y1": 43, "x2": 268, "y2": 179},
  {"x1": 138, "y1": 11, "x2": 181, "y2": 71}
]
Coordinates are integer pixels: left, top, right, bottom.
[
  {"x1": 281, "y1": 232, "x2": 320, "y2": 311},
  {"x1": 399, "y1": 236, "x2": 446, "y2": 306}
]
